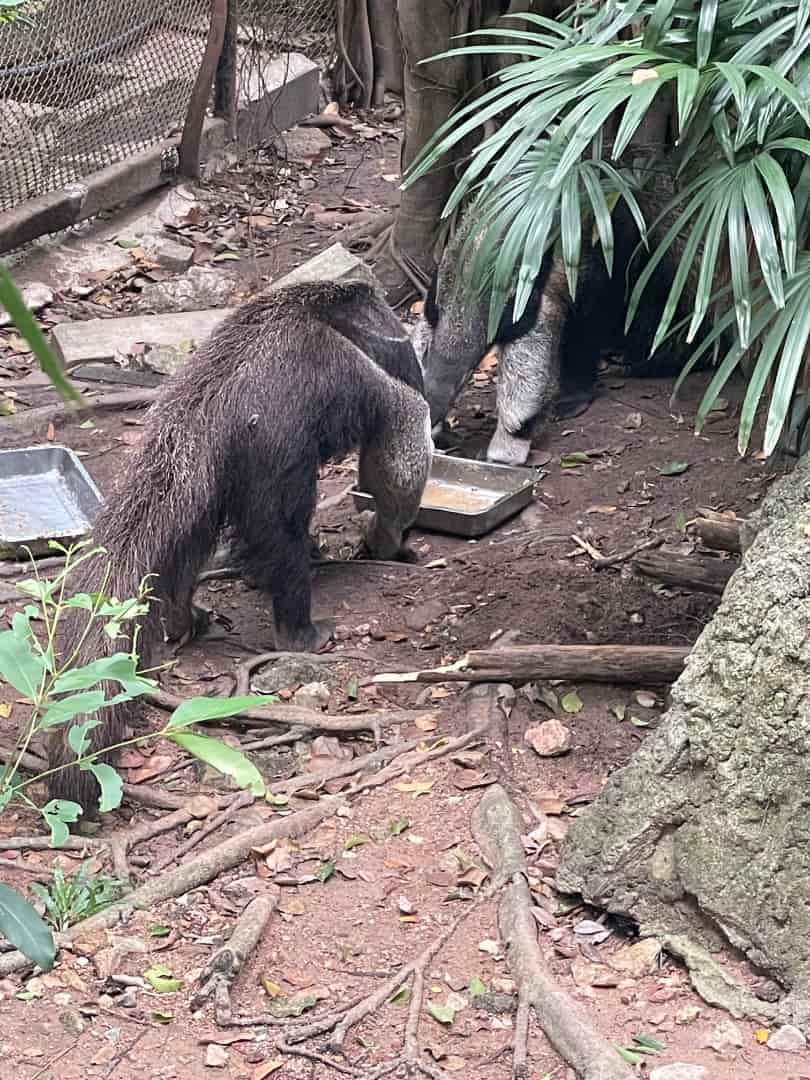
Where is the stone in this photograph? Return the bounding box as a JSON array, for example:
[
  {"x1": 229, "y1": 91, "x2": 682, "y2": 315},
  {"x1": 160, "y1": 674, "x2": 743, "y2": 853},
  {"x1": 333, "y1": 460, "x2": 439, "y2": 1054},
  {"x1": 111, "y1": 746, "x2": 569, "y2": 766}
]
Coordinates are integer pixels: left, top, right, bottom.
[
  {"x1": 610, "y1": 938, "x2": 662, "y2": 979},
  {"x1": 205, "y1": 1043, "x2": 229, "y2": 1068},
  {"x1": 293, "y1": 681, "x2": 331, "y2": 711},
  {"x1": 675, "y1": 1004, "x2": 701, "y2": 1024},
  {"x1": 136, "y1": 265, "x2": 239, "y2": 314},
  {"x1": 269, "y1": 242, "x2": 378, "y2": 292},
  {"x1": 51, "y1": 308, "x2": 232, "y2": 368},
  {"x1": 524, "y1": 720, "x2": 572, "y2": 757},
  {"x1": 700, "y1": 1018, "x2": 744, "y2": 1054},
  {"x1": 649, "y1": 1066, "x2": 707, "y2": 1080},
  {"x1": 0, "y1": 281, "x2": 53, "y2": 327},
  {"x1": 252, "y1": 656, "x2": 337, "y2": 695},
  {"x1": 274, "y1": 125, "x2": 332, "y2": 164},
  {"x1": 404, "y1": 599, "x2": 446, "y2": 632},
  {"x1": 767, "y1": 1024, "x2": 807, "y2": 1053},
  {"x1": 139, "y1": 234, "x2": 194, "y2": 273},
  {"x1": 59, "y1": 1009, "x2": 86, "y2": 1035},
  {"x1": 221, "y1": 876, "x2": 267, "y2": 902}
]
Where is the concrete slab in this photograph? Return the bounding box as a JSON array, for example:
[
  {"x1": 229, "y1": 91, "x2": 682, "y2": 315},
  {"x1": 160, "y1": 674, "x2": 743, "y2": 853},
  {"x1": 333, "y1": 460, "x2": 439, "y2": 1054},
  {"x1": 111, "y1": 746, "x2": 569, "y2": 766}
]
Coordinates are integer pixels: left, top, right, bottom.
[{"x1": 51, "y1": 309, "x2": 233, "y2": 369}]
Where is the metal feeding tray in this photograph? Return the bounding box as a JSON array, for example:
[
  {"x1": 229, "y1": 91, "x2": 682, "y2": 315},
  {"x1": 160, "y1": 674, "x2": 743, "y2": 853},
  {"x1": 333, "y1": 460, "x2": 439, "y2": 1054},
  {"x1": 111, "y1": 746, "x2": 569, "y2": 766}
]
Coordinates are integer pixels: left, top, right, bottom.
[
  {"x1": 0, "y1": 445, "x2": 104, "y2": 558},
  {"x1": 352, "y1": 452, "x2": 534, "y2": 539}
]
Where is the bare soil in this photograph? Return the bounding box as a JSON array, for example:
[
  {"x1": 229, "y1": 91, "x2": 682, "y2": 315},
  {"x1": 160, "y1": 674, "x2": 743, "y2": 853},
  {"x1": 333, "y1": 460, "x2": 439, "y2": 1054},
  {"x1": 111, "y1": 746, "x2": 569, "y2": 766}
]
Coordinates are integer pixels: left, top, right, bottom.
[{"x1": 0, "y1": 117, "x2": 805, "y2": 1080}]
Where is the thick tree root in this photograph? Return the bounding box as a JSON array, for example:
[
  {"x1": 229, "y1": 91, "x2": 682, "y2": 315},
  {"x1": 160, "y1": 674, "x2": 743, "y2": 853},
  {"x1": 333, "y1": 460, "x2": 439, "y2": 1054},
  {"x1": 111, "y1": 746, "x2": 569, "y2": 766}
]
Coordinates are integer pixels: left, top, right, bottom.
[
  {"x1": 191, "y1": 891, "x2": 279, "y2": 1019},
  {"x1": 471, "y1": 785, "x2": 635, "y2": 1080}
]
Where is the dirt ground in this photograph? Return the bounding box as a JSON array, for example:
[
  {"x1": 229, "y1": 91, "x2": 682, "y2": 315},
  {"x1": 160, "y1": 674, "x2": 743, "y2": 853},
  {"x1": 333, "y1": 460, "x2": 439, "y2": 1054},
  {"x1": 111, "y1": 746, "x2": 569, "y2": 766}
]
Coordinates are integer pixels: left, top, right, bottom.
[{"x1": 0, "y1": 116, "x2": 806, "y2": 1080}]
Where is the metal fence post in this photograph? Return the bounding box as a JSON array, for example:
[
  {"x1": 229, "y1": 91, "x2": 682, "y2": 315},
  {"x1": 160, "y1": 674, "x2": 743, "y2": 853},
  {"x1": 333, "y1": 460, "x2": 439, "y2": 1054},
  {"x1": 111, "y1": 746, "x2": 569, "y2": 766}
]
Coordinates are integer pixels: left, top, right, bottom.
[{"x1": 178, "y1": 0, "x2": 228, "y2": 178}]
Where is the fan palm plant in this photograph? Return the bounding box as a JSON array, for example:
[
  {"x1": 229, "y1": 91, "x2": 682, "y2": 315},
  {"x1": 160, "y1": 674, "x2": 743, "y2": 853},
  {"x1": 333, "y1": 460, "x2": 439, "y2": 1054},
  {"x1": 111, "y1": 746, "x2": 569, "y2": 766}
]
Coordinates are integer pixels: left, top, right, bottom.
[{"x1": 405, "y1": 0, "x2": 810, "y2": 456}]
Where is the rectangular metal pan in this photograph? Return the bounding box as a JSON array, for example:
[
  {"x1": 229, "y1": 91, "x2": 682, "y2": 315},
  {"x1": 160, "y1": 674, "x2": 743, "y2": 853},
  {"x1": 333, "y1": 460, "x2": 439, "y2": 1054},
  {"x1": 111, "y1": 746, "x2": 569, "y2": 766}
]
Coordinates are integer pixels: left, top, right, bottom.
[
  {"x1": 351, "y1": 452, "x2": 534, "y2": 539},
  {"x1": 0, "y1": 445, "x2": 104, "y2": 558}
]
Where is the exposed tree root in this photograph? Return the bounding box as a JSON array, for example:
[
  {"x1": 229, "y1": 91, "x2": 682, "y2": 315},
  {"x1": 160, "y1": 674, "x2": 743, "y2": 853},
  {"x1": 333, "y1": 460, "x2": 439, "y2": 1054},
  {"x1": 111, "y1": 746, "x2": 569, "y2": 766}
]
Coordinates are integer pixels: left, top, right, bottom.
[
  {"x1": 107, "y1": 805, "x2": 199, "y2": 883},
  {"x1": 342, "y1": 209, "x2": 396, "y2": 250},
  {"x1": 148, "y1": 688, "x2": 403, "y2": 741},
  {"x1": 191, "y1": 891, "x2": 279, "y2": 1019},
  {"x1": 471, "y1": 784, "x2": 635, "y2": 1080},
  {"x1": 149, "y1": 788, "x2": 254, "y2": 874},
  {"x1": 0, "y1": 800, "x2": 341, "y2": 976}
]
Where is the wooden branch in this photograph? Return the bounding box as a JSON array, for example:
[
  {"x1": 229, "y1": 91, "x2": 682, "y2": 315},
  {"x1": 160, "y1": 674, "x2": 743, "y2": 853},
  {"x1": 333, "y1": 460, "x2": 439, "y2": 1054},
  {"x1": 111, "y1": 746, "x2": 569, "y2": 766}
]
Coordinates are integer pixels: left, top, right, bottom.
[
  {"x1": 692, "y1": 516, "x2": 742, "y2": 554},
  {"x1": 7, "y1": 388, "x2": 158, "y2": 433},
  {"x1": 634, "y1": 550, "x2": 735, "y2": 595},
  {"x1": 375, "y1": 644, "x2": 691, "y2": 686}
]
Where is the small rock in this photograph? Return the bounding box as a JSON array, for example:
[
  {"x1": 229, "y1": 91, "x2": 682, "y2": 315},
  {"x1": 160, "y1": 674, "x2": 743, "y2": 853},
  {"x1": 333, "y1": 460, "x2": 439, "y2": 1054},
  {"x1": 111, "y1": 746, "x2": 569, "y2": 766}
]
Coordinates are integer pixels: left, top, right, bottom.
[
  {"x1": 525, "y1": 720, "x2": 572, "y2": 757},
  {"x1": 767, "y1": 1024, "x2": 807, "y2": 1053},
  {"x1": 649, "y1": 986, "x2": 678, "y2": 1003},
  {"x1": 221, "y1": 876, "x2": 267, "y2": 902},
  {"x1": 0, "y1": 282, "x2": 53, "y2": 326},
  {"x1": 649, "y1": 1065, "x2": 707, "y2": 1080},
  {"x1": 404, "y1": 599, "x2": 446, "y2": 632},
  {"x1": 610, "y1": 937, "x2": 661, "y2": 978},
  {"x1": 275, "y1": 126, "x2": 332, "y2": 164},
  {"x1": 117, "y1": 988, "x2": 139, "y2": 1009},
  {"x1": 136, "y1": 266, "x2": 238, "y2": 314},
  {"x1": 675, "y1": 1003, "x2": 701, "y2": 1024},
  {"x1": 205, "y1": 1043, "x2": 230, "y2": 1068},
  {"x1": 293, "y1": 681, "x2": 330, "y2": 710},
  {"x1": 59, "y1": 1009, "x2": 86, "y2": 1035},
  {"x1": 701, "y1": 1017, "x2": 744, "y2": 1054},
  {"x1": 571, "y1": 957, "x2": 618, "y2": 988},
  {"x1": 139, "y1": 234, "x2": 194, "y2": 273},
  {"x1": 252, "y1": 655, "x2": 336, "y2": 694}
]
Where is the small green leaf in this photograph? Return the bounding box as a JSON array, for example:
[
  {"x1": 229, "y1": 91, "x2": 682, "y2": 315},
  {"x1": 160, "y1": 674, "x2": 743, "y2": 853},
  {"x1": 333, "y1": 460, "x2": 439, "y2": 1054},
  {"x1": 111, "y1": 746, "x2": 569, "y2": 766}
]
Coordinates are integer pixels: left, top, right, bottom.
[
  {"x1": 610, "y1": 703, "x2": 626, "y2": 722},
  {"x1": 40, "y1": 799, "x2": 82, "y2": 848},
  {"x1": 345, "y1": 675, "x2": 359, "y2": 700},
  {"x1": 166, "y1": 695, "x2": 270, "y2": 729},
  {"x1": 149, "y1": 924, "x2": 171, "y2": 938},
  {"x1": 427, "y1": 1000, "x2": 456, "y2": 1025},
  {"x1": 614, "y1": 1045, "x2": 644, "y2": 1066},
  {"x1": 212, "y1": 251, "x2": 241, "y2": 262},
  {"x1": 657, "y1": 461, "x2": 690, "y2": 476},
  {"x1": 468, "y1": 976, "x2": 488, "y2": 997},
  {"x1": 315, "y1": 861, "x2": 335, "y2": 882},
  {"x1": 266, "y1": 792, "x2": 290, "y2": 807},
  {"x1": 389, "y1": 818, "x2": 410, "y2": 836},
  {"x1": 629, "y1": 715, "x2": 651, "y2": 728},
  {"x1": 388, "y1": 985, "x2": 412, "y2": 1006},
  {"x1": 394, "y1": 780, "x2": 434, "y2": 798},
  {"x1": 633, "y1": 1032, "x2": 666, "y2": 1052},
  {"x1": 0, "y1": 617, "x2": 47, "y2": 697},
  {"x1": 86, "y1": 762, "x2": 124, "y2": 813},
  {"x1": 674, "y1": 510, "x2": 688, "y2": 531},
  {"x1": 151, "y1": 1011, "x2": 174, "y2": 1024},
  {"x1": 343, "y1": 834, "x2": 370, "y2": 851},
  {"x1": 168, "y1": 731, "x2": 265, "y2": 796},
  {"x1": 41, "y1": 692, "x2": 105, "y2": 731},
  {"x1": 144, "y1": 964, "x2": 181, "y2": 993},
  {"x1": 115, "y1": 237, "x2": 140, "y2": 248},
  {"x1": 560, "y1": 452, "x2": 590, "y2": 468},
  {"x1": 0, "y1": 883, "x2": 56, "y2": 971},
  {"x1": 561, "y1": 691, "x2": 583, "y2": 714}
]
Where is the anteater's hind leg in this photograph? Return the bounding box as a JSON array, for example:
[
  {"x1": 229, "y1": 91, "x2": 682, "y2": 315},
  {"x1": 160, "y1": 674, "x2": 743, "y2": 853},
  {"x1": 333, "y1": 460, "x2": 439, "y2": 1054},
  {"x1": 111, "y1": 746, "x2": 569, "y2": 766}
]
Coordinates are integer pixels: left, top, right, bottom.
[{"x1": 233, "y1": 468, "x2": 334, "y2": 652}]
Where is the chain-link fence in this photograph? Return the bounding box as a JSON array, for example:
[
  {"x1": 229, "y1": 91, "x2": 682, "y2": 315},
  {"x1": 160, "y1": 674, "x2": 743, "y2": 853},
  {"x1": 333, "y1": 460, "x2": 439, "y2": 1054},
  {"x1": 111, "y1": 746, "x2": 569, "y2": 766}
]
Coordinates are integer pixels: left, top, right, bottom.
[
  {"x1": 0, "y1": 0, "x2": 336, "y2": 220},
  {"x1": 0, "y1": 0, "x2": 212, "y2": 214}
]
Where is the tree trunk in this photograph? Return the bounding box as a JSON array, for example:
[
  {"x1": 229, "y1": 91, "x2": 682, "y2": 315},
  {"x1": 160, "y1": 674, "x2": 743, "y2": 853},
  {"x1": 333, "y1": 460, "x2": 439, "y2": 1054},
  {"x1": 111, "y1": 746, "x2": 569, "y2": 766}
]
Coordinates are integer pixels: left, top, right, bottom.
[
  {"x1": 557, "y1": 452, "x2": 810, "y2": 1031},
  {"x1": 393, "y1": 0, "x2": 479, "y2": 279}
]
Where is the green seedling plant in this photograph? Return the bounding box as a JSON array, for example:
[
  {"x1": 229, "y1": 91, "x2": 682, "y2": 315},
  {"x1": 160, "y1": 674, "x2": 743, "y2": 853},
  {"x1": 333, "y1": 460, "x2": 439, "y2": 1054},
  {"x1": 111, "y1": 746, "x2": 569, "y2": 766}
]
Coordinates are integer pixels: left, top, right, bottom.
[
  {"x1": 0, "y1": 541, "x2": 270, "y2": 971},
  {"x1": 29, "y1": 858, "x2": 125, "y2": 932}
]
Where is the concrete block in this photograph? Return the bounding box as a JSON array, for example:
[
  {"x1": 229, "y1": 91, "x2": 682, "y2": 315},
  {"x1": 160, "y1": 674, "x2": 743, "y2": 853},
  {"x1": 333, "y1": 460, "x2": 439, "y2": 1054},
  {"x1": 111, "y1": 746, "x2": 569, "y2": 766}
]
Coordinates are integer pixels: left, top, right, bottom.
[
  {"x1": 236, "y1": 52, "x2": 320, "y2": 150},
  {"x1": 51, "y1": 309, "x2": 233, "y2": 369},
  {"x1": 270, "y1": 243, "x2": 378, "y2": 291}
]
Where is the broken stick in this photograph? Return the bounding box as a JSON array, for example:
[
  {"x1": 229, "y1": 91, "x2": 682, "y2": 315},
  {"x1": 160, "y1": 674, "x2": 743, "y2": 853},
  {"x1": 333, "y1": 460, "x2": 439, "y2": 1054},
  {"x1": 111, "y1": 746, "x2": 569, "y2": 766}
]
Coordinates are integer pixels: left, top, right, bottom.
[
  {"x1": 472, "y1": 785, "x2": 635, "y2": 1080},
  {"x1": 633, "y1": 550, "x2": 735, "y2": 595},
  {"x1": 375, "y1": 644, "x2": 691, "y2": 686},
  {"x1": 692, "y1": 515, "x2": 742, "y2": 554}
]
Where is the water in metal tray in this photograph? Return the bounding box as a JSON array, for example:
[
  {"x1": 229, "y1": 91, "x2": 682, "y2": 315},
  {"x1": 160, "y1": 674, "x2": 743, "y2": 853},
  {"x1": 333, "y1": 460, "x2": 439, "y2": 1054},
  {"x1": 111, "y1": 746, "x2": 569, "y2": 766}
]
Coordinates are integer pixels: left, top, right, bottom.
[
  {"x1": 421, "y1": 477, "x2": 498, "y2": 514},
  {"x1": 0, "y1": 469, "x2": 91, "y2": 541}
]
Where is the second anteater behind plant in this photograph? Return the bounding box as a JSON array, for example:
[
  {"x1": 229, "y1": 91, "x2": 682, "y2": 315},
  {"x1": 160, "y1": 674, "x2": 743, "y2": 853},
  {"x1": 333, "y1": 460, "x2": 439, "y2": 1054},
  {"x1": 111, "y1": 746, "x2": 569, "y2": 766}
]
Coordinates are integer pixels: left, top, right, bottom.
[{"x1": 48, "y1": 280, "x2": 432, "y2": 812}]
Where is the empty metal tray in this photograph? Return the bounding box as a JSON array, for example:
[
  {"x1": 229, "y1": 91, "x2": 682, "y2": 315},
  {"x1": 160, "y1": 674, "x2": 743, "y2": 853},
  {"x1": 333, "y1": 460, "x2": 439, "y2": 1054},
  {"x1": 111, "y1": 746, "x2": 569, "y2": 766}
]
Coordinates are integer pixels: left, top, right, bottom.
[
  {"x1": 352, "y1": 452, "x2": 534, "y2": 539},
  {"x1": 0, "y1": 445, "x2": 104, "y2": 558}
]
